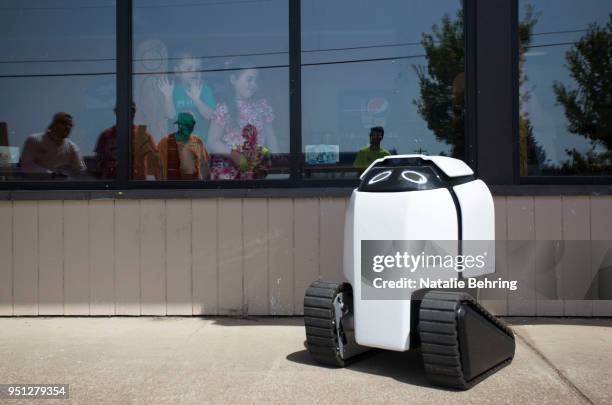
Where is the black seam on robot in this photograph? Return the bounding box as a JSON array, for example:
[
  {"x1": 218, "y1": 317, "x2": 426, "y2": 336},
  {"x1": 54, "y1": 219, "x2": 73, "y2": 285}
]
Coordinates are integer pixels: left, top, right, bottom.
[{"x1": 447, "y1": 187, "x2": 463, "y2": 248}]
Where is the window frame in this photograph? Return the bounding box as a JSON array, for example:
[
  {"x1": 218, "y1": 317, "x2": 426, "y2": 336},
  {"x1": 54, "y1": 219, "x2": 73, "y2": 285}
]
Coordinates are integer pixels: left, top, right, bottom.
[
  {"x1": 511, "y1": 0, "x2": 612, "y2": 185},
  {"x1": 3, "y1": 0, "x2": 609, "y2": 194},
  {"x1": 0, "y1": 0, "x2": 474, "y2": 191}
]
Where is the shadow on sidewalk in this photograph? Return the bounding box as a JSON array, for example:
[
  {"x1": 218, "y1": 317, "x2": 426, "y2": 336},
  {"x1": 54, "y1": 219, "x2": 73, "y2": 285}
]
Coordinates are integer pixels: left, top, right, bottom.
[
  {"x1": 201, "y1": 316, "x2": 612, "y2": 329},
  {"x1": 286, "y1": 347, "x2": 453, "y2": 390},
  {"x1": 208, "y1": 317, "x2": 304, "y2": 327},
  {"x1": 504, "y1": 317, "x2": 612, "y2": 328}
]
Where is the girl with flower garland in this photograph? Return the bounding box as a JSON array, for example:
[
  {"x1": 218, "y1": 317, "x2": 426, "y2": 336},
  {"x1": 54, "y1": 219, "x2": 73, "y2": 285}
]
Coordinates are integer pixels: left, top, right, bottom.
[
  {"x1": 207, "y1": 67, "x2": 278, "y2": 180},
  {"x1": 230, "y1": 124, "x2": 271, "y2": 180}
]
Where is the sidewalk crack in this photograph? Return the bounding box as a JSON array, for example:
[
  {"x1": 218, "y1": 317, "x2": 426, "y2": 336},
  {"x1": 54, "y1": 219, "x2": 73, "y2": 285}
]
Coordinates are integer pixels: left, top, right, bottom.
[{"x1": 514, "y1": 331, "x2": 594, "y2": 405}]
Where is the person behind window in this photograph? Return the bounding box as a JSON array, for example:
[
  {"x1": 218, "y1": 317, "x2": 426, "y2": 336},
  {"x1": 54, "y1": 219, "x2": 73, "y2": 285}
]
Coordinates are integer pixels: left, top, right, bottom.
[
  {"x1": 230, "y1": 124, "x2": 271, "y2": 180},
  {"x1": 134, "y1": 39, "x2": 169, "y2": 143},
  {"x1": 207, "y1": 66, "x2": 278, "y2": 180},
  {"x1": 20, "y1": 112, "x2": 86, "y2": 178},
  {"x1": 158, "y1": 112, "x2": 210, "y2": 180},
  {"x1": 157, "y1": 52, "x2": 216, "y2": 143},
  {"x1": 353, "y1": 126, "x2": 391, "y2": 172},
  {"x1": 94, "y1": 102, "x2": 160, "y2": 180},
  {"x1": 0, "y1": 122, "x2": 8, "y2": 147}
]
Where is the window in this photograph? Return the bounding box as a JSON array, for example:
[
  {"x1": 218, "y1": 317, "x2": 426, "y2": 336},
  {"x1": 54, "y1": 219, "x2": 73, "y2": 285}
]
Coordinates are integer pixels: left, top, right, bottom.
[
  {"x1": 301, "y1": 0, "x2": 465, "y2": 179},
  {"x1": 0, "y1": 0, "x2": 496, "y2": 191},
  {"x1": 519, "y1": 0, "x2": 612, "y2": 176},
  {"x1": 132, "y1": 0, "x2": 289, "y2": 181},
  {"x1": 0, "y1": 0, "x2": 116, "y2": 182}
]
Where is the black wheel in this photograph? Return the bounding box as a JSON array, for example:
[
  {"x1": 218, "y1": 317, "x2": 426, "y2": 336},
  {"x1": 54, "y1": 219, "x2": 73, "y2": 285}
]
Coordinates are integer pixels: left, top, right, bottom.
[
  {"x1": 419, "y1": 291, "x2": 515, "y2": 390},
  {"x1": 303, "y1": 280, "x2": 353, "y2": 367}
]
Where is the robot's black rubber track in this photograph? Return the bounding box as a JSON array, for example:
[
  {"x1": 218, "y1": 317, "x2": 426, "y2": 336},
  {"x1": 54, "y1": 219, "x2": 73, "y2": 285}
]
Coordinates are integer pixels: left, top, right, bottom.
[
  {"x1": 419, "y1": 291, "x2": 515, "y2": 390},
  {"x1": 303, "y1": 280, "x2": 347, "y2": 367}
]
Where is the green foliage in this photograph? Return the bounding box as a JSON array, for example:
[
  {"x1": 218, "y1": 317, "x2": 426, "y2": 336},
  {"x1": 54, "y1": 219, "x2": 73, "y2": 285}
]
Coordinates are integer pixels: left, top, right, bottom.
[
  {"x1": 559, "y1": 147, "x2": 612, "y2": 175},
  {"x1": 413, "y1": 10, "x2": 465, "y2": 158},
  {"x1": 519, "y1": 5, "x2": 539, "y2": 50},
  {"x1": 412, "y1": 6, "x2": 541, "y2": 162},
  {"x1": 553, "y1": 15, "x2": 612, "y2": 150}
]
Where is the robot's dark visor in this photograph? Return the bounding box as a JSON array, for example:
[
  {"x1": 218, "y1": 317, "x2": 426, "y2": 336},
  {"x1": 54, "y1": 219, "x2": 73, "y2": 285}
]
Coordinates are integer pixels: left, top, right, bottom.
[{"x1": 358, "y1": 165, "x2": 442, "y2": 192}]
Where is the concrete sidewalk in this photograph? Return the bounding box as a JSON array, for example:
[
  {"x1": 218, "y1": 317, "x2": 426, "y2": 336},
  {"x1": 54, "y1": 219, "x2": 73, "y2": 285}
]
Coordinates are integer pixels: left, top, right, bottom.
[{"x1": 0, "y1": 317, "x2": 610, "y2": 405}]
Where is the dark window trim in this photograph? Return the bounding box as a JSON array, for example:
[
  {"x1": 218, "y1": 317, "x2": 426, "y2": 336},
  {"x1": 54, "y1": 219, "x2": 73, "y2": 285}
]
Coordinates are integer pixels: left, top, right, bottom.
[
  {"x1": 0, "y1": 188, "x2": 358, "y2": 201},
  {"x1": 116, "y1": 0, "x2": 132, "y2": 190},
  {"x1": 289, "y1": 0, "x2": 302, "y2": 181},
  {"x1": 464, "y1": 0, "x2": 478, "y2": 170},
  {"x1": 491, "y1": 185, "x2": 612, "y2": 196},
  {"x1": 2, "y1": 185, "x2": 611, "y2": 201},
  {"x1": 511, "y1": 0, "x2": 521, "y2": 186},
  {"x1": 519, "y1": 176, "x2": 612, "y2": 186},
  {"x1": 474, "y1": 0, "x2": 516, "y2": 185}
]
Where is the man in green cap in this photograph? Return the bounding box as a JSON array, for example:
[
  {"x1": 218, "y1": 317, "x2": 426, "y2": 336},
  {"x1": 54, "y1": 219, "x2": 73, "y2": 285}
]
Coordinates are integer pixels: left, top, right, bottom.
[
  {"x1": 353, "y1": 126, "x2": 391, "y2": 173},
  {"x1": 158, "y1": 112, "x2": 210, "y2": 180}
]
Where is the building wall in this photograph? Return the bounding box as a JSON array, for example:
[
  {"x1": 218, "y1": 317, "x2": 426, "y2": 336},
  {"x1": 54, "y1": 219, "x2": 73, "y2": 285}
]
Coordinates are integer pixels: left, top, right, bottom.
[{"x1": 1, "y1": 196, "x2": 611, "y2": 317}]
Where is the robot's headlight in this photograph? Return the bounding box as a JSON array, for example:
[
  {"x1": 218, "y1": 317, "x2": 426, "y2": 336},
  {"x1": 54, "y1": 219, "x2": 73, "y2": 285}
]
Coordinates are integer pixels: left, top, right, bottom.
[
  {"x1": 401, "y1": 170, "x2": 428, "y2": 184},
  {"x1": 368, "y1": 170, "x2": 392, "y2": 185}
]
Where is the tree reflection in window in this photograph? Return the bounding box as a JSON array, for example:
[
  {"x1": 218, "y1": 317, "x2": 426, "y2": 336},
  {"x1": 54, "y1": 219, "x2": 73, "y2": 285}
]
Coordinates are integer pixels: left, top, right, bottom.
[
  {"x1": 553, "y1": 16, "x2": 612, "y2": 174},
  {"x1": 519, "y1": 1, "x2": 611, "y2": 176},
  {"x1": 412, "y1": 10, "x2": 465, "y2": 159}
]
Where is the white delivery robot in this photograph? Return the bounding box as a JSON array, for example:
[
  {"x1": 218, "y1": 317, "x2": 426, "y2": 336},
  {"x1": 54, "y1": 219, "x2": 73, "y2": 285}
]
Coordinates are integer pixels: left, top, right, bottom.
[{"x1": 304, "y1": 155, "x2": 515, "y2": 390}]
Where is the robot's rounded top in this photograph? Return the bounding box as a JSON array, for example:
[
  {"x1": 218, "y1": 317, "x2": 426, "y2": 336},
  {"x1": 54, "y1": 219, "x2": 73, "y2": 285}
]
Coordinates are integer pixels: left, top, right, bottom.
[
  {"x1": 358, "y1": 155, "x2": 474, "y2": 193},
  {"x1": 360, "y1": 154, "x2": 474, "y2": 180}
]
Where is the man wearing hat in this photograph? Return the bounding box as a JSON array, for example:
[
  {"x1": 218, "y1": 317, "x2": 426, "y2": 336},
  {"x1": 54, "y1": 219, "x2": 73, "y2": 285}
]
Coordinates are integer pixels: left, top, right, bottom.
[
  {"x1": 158, "y1": 112, "x2": 210, "y2": 180},
  {"x1": 21, "y1": 112, "x2": 86, "y2": 177}
]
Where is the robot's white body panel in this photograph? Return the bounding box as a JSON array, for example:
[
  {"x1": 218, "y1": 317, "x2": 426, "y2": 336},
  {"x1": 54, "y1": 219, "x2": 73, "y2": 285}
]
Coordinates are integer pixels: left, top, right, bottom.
[
  {"x1": 345, "y1": 189, "x2": 458, "y2": 351},
  {"x1": 453, "y1": 180, "x2": 496, "y2": 278},
  {"x1": 453, "y1": 180, "x2": 494, "y2": 240},
  {"x1": 344, "y1": 155, "x2": 495, "y2": 352}
]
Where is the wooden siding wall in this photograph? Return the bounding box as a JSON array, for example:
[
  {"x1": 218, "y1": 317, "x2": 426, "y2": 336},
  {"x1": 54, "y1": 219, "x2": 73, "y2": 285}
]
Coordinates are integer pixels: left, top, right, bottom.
[{"x1": 0, "y1": 196, "x2": 611, "y2": 317}]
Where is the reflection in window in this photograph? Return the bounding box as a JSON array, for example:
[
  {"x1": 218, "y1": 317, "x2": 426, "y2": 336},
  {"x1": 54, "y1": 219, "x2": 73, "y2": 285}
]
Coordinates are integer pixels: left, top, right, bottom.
[
  {"x1": 519, "y1": 1, "x2": 612, "y2": 176},
  {"x1": 301, "y1": 0, "x2": 465, "y2": 179},
  {"x1": 133, "y1": 0, "x2": 289, "y2": 181},
  {"x1": 0, "y1": 0, "x2": 116, "y2": 181}
]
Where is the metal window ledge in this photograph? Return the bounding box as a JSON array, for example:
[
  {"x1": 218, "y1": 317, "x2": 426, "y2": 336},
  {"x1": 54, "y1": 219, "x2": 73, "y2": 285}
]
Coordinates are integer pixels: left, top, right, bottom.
[{"x1": 0, "y1": 185, "x2": 611, "y2": 200}]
